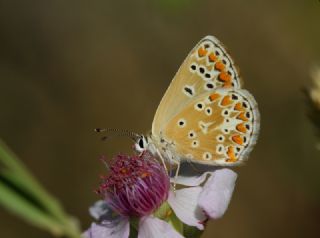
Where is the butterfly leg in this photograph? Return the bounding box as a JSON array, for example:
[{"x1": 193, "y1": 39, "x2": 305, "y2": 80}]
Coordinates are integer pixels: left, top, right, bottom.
[
  {"x1": 171, "y1": 159, "x2": 181, "y2": 193},
  {"x1": 155, "y1": 149, "x2": 168, "y2": 174}
]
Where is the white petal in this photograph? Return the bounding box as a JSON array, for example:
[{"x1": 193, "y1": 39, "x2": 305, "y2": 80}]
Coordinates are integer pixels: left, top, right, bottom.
[
  {"x1": 168, "y1": 187, "x2": 206, "y2": 230},
  {"x1": 138, "y1": 216, "x2": 184, "y2": 238},
  {"x1": 198, "y1": 168, "x2": 237, "y2": 219},
  {"x1": 89, "y1": 200, "x2": 113, "y2": 221},
  {"x1": 83, "y1": 217, "x2": 130, "y2": 238},
  {"x1": 172, "y1": 171, "x2": 214, "y2": 186}
]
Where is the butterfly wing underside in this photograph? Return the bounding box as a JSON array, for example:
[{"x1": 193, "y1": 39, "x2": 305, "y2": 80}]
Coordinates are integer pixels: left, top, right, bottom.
[
  {"x1": 152, "y1": 36, "x2": 242, "y2": 136},
  {"x1": 161, "y1": 88, "x2": 260, "y2": 165}
]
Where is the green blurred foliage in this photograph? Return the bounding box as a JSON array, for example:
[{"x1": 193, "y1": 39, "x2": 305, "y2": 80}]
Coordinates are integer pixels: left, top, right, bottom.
[{"x1": 0, "y1": 141, "x2": 81, "y2": 237}]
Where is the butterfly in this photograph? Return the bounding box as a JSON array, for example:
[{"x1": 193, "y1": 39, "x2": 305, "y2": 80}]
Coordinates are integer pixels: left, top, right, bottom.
[
  {"x1": 132, "y1": 35, "x2": 260, "y2": 170},
  {"x1": 98, "y1": 35, "x2": 260, "y2": 171}
]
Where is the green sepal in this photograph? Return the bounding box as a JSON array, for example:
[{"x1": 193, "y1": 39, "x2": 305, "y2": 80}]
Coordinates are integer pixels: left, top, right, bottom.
[
  {"x1": 183, "y1": 224, "x2": 204, "y2": 238},
  {"x1": 154, "y1": 201, "x2": 184, "y2": 235}
]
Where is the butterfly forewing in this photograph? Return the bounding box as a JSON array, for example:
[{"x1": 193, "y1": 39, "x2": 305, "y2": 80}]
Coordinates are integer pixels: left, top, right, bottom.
[
  {"x1": 162, "y1": 88, "x2": 259, "y2": 165},
  {"x1": 152, "y1": 36, "x2": 242, "y2": 136}
]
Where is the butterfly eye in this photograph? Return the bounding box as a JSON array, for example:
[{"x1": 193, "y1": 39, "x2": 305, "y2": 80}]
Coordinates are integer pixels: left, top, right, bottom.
[
  {"x1": 194, "y1": 102, "x2": 204, "y2": 111},
  {"x1": 177, "y1": 119, "x2": 186, "y2": 128},
  {"x1": 138, "y1": 138, "x2": 144, "y2": 148},
  {"x1": 134, "y1": 136, "x2": 147, "y2": 153}
]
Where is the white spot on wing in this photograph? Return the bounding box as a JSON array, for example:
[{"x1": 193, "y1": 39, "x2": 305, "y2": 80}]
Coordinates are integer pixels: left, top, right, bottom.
[
  {"x1": 202, "y1": 152, "x2": 212, "y2": 160},
  {"x1": 205, "y1": 107, "x2": 212, "y2": 116},
  {"x1": 216, "y1": 144, "x2": 225, "y2": 154},
  {"x1": 182, "y1": 85, "x2": 195, "y2": 98},
  {"x1": 216, "y1": 135, "x2": 225, "y2": 142},
  {"x1": 194, "y1": 102, "x2": 205, "y2": 111},
  {"x1": 191, "y1": 140, "x2": 199, "y2": 148},
  {"x1": 188, "y1": 130, "x2": 197, "y2": 139},
  {"x1": 198, "y1": 121, "x2": 213, "y2": 134},
  {"x1": 177, "y1": 118, "x2": 186, "y2": 128}
]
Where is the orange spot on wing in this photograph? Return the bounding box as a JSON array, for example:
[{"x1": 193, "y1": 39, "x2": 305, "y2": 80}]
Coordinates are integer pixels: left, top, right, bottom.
[
  {"x1": 223, "y1": 82, "x2": 232, "y2": 88},
  {"x1": 236, "y1": 123, "x2": 247, "y2": 133},
  {"x1": 232, "y1": 135, "x2": 244, "y2": 145},
  {"x1": 218, "y1": 72, "x2": 231, "y2": 82},
  {"x1": 226, "y1": 146, "x2": 237, "y2": 162},
  {"x1": 208, "y1": 53, "x2": 217, "y2": 62},
  {"x1": 198, "y1": 47, "x2": 207, "y2": 57},
  {"x1": 237, "y1": 112, "x2": 249, "y2": 121},
  {"x1": 221, "y1": 95, "x2": 232, "y2": 106},
  {"x1": 209, "y1": 93, "x2": 221, "y2": 101},
  {"x1": 215, "y1": 61, "x2": 225, "y2": 71},
  {"x1": 234, "y1": 102, "x2": 244, "y2": 111}
]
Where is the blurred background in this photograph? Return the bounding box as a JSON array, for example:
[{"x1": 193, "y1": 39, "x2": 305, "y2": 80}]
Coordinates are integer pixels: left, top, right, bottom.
[{"x1": 0, "y1": 0, "x2": 320, "y2": 237}]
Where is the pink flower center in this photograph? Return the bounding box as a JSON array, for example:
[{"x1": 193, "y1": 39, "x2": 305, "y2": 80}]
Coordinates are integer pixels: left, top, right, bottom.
[{"x1": 97, "y1": 152, "x2": 170, "y2": 217}]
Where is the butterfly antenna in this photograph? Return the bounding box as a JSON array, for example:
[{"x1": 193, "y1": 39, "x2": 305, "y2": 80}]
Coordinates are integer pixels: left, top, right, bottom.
[{"x1": 94, "y1": 128, "x2": 141, "y2": 141}]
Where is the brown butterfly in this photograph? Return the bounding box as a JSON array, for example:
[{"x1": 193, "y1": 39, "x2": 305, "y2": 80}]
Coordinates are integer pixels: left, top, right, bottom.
[{"x1": 99, "y1": 36, "x2": 260, "y2": 173}]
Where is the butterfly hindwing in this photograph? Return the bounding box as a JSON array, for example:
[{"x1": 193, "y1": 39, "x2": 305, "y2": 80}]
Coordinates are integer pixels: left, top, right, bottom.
[
  {"x1": 161, "y1": 88, "x2": 259, "y2": 165},
  {"x1": 152, "y1": 36, "x2": 242, "y2": 136}
]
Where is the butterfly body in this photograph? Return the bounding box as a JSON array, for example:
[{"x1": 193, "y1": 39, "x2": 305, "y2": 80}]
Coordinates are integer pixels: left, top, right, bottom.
[{"x1": 135, "y1": 36, "x2": 260, "y2": 166}]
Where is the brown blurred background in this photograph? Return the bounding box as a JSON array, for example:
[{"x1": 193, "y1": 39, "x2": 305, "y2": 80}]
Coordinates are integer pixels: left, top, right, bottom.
[{"x1": 1, "y1": 0, "x2": 320, "y2": 237}]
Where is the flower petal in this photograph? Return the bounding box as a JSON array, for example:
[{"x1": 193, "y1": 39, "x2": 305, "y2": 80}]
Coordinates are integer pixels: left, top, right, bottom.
[
  {"x1": 172, "y1": 171, "x2": 213, "y2": 187},
  {"x1": 198, "y1": 168, "x2": 237, "y2": 219},
  {"x1": 168, "y1": 187, "x2": 206, "y2": 230},
  {"x1": 138, "y1": 216, "x2": 184, "y2": 238},
  {"x1": 83, "y1": 217, "x2": 130, "y2": 238},
  {"x1": 89, "y1": 200, "x2": 113, "y2": 221}
]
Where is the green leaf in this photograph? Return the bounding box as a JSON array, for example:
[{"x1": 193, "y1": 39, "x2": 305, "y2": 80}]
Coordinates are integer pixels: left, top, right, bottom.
[
  {"x1": 0, "y1": 180, "x2": 65, "y2": 235},
  {"x1": 0, "y1": 140, "x2": 81, "y2": 238}
]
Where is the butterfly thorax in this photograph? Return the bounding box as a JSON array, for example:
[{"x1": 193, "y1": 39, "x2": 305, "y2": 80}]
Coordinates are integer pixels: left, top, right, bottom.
[{"x1": 145, "y1": 133, "x2": 181, "y2": 164}]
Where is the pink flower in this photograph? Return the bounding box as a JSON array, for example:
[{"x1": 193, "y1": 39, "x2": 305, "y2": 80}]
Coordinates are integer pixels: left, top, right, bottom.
[
  {"x1": 96, "y1": 153, "x2": 169, "y2": 217},
  {"x1": 83, "y1": 152, "x2": 237, "y2": 238},
  {"x1": 169, "y1": 165, "x2": 237, "y2": 227}
]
